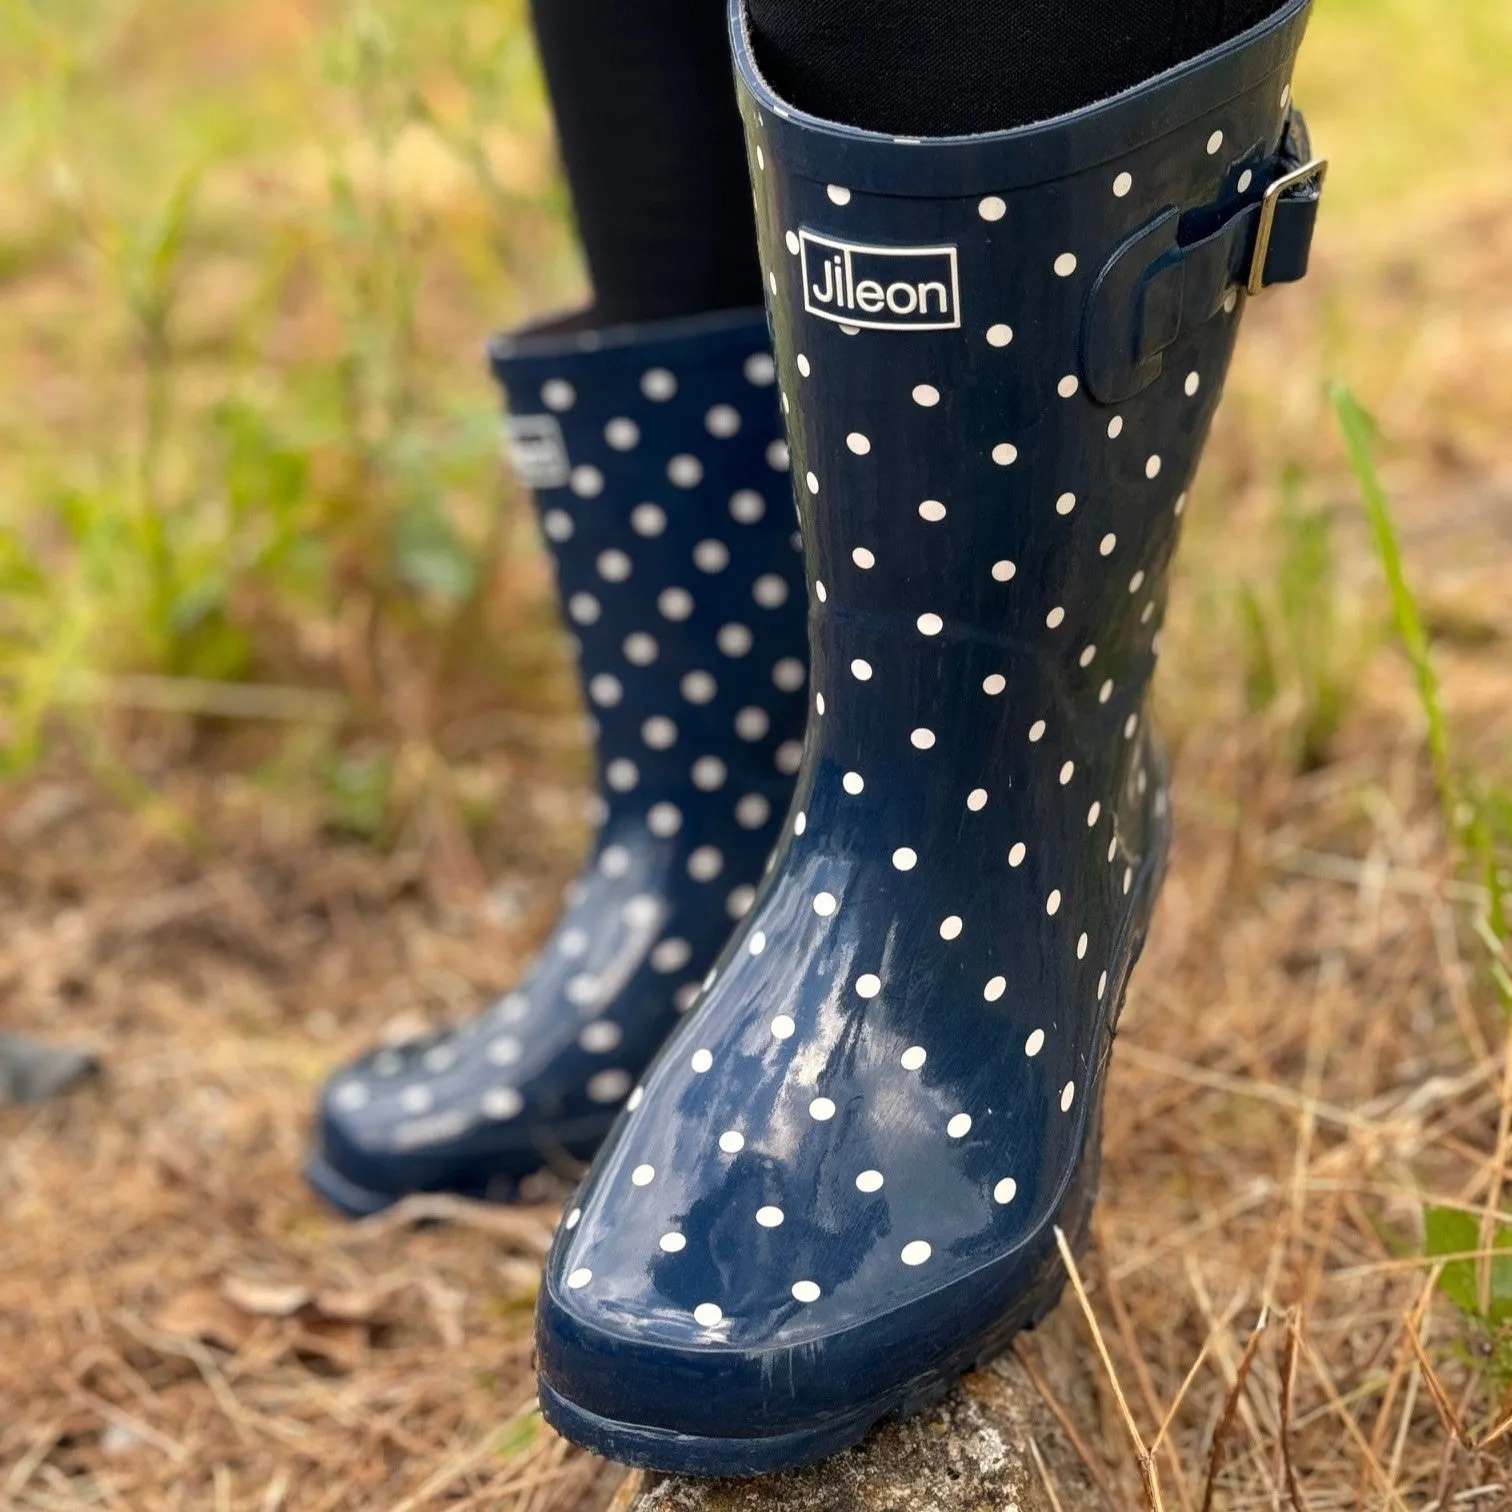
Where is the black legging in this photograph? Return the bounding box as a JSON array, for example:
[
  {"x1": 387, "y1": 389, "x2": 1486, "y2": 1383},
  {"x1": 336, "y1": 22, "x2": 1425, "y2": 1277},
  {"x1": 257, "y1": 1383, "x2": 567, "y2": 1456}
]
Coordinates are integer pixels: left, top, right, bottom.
[{"x1": 528, "y1": 0, "x2": 1289, "y2": 327}]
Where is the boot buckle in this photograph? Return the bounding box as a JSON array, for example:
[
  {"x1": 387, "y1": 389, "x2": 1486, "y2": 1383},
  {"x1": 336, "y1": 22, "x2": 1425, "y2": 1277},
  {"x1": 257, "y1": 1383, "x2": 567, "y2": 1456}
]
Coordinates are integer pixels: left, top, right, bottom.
[{"x1": 1248, "y1": 156, "x2": 1329, "y2": 296}]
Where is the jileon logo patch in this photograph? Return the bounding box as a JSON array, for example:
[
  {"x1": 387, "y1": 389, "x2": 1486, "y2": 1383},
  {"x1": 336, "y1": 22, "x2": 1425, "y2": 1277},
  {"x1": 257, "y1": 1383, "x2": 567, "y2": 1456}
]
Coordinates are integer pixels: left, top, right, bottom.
[
  {"x1": 505, "y1": 414, "x2": 570, "y2": 489},
  {"x1": 799, "y1": 230, "x2": 960, "y2": 331}
]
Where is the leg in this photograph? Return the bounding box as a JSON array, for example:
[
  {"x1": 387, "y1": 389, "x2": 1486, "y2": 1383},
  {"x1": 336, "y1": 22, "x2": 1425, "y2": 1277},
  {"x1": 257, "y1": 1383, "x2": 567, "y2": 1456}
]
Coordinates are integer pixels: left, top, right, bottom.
[{"x1": 531, "y1": 0, "x2": 761, "y2": 324}]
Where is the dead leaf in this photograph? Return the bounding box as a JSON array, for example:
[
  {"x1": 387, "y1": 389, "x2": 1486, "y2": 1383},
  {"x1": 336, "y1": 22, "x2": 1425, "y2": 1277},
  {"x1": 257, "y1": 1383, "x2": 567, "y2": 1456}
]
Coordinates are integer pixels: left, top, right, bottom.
[
  {"x1": 220, "y1": 1276, "x2": 312, "y2": 1318},
  {"x1": 154, "y1": 1288, "x2": 255, "y2": 1351},
  {"x1": 287, "y1": 1317, "x2": 366, "y2": 1372},
  {"x1": 311, "y1": 1278, "x2": 407, "y2": 1323}
]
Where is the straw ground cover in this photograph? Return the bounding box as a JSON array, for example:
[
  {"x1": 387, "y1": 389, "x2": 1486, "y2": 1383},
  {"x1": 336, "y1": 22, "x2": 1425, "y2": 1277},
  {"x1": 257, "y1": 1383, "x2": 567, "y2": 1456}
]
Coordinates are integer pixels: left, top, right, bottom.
[{"x1": 2, "y1": 0, "x2": 1511, "y2": 1506}]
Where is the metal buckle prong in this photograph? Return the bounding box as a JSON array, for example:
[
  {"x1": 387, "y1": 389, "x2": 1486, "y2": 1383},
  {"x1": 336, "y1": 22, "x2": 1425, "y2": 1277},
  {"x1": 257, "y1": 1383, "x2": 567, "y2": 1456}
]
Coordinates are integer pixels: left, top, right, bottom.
[{"x1": 1247, "y1": 156, "x2": 1328, "y2": 297}]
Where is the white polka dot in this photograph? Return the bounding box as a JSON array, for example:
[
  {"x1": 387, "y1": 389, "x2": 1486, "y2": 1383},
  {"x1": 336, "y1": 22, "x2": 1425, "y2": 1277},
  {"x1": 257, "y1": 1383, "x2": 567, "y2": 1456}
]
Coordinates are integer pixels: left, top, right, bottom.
[
  {"x1": 846, "y1": 432, "x2": 871, "y2": 455},
  {"x1": 855, "y1": 973, "x2": 882, "y2": 999},
  {"x1": 856, "y1": 1170, "x2": 885, "y2": 1194},
  {"x1": 693, "y1": 539, "x2": 730, "y2": 574},
  {"x1": 730, "y1": 489, "x2": 765, "y2": 524},
  {"x1": 486, "y1": 1036, "x2": 522, "y2": 1067},
  {"x1": 1108, "y1": 415, "x2": 1125, "y2": 439},
  {"x1": 641, "y1": 715, "x2": 677, "y2": 750},
  {"x1": 542, "y1": 508, "x2": 574, "y2": 541},
  {"x1": 852, "y1": 546, "x2": 876, "y2": 569},
  {"x1": 1054, "y1": 252, "x2": 1078, "y2": 277},
  {"x1": 1281, "y1": 82, "x2": 1292, "y2": 109},
  {"x1": 481, "y1": 1085, "x2": 522, "y2": 1122},
  {"x1": 1077, "y1": 932, "x2": 1089, "y2": 960},
  {"x1": 919, "y1": 499, "x2": 947, "y2": 522},
  {"x1": 1184, "y1": 369, "x2": 1202, "y2": 397},
  {"x1": 705, "y1": 404, "x2": 741, "y2": 439},
  {"x1": 680, "y1": 670, "x2": 717, "y2": 705},
  {"x1": 691, "y1": 1048, "x2": 713, "y2": 1074},
  {"x1": 1061, "y1": 1082, "x2": 1076, "y2": 1112},
  {"x1": 1046, "y1": 890, "x2": 1062, "y2": 916},
  {"x1": 745, "y1": 929, "x2": 768, "y2": 959},
  {"x1": 1059, "y1": 760, "x2": 1075, "y2": 785},
  {"x1": 892, "y1": 846, "x2": 918, "y2": 870},
  {"x1": 1146, "y1": 454, "x2": 1163, "y2": 479},
  {"x1": 1176, "y1": 492, "x2": 1188, "y2": 516},
  {"x1": 719, "y1": 1129, "x2": 746, "y2": 1153},
  {"x1": 1098, "y1": 532, "x2": 1117, "y2": 558},
  {"x1": 772, "y1": 656, "x2": 806, "y2": 692},
  {"x1": 1207, "y1": 129, "x2": 1224, "y2": 155},
  {"x1": 766, "y1": 439, "x2": 789, "y2": 471},
  {"x1": 938, "y1": 911, "x2": 967, "y2": 941},
  {"x1": 1087, "y1": 801, "x2": 1102, "y2": 826},
  {"x1": 1056, "y1": 492, "x2": 1076, "y2": 516},
  {"x1": 1098, "y1": 679, "x2": 1114, "y2": 704},
  {"x1": 717, "y1": 622, "x2": 752, "y2": 657},
  {"x1": 567, "y1": 1268, "x2": 592, "y2": 1289},
  {"x1": 1113, "y1": 171, "x2": 1133, "y2": 198},
  {"x1": 994, "y1": 1178, "x2": 1018, "y2": 1205},
  {"x1": 1058, "y1": 374, "x2": 1080, "y2": 399},
  {"x1": 753, "y1": 574, "x2": 789, "y2": 609},
  {"x1": 792, "y1": 1281, "x2": 822, "y2": 1303},
  {"x1": 736, "y1": 794, "x2": 771, "y2": 831},
  {"x1": 604, "y1": 417, "x2": 640, "y2": 451},
  {"x1": 827, "y1": 184, "x2": 852, "y2": 205},
  {"x1": 1028, "y1": 719, "x2": 1046, "y2": 743},
  {"x1": 1025, "y1": 1028, "x2": 1045, "y2": 1058},
  {"x1": 901, "y1": 1241, "x2": 932, "y2": 1266},
  {"x1": 850, "y1": 658, "x2": 873, "y2": 682},
  {"x1": 588, "y1": 673, "x2": 622, "y2": 708},
  {"x1": 1008, "y1": 842, "x2": 1026, "y2": 868},
  {"x1": 660, "y1": 1232, "x2": 687, "y2": 1253},
  {"x1": 992, "y1": 443, "x2": 1018, "y2": 466},
  {"x1": 967, "y1": 789, "x2": 988, "y2": 811},
  {"x1": 624, "y1": 631, "x2": 659, "y2": 666},
  {"x1": 769, "y1": 271, "x2": 777, "y2": 295},
  {"x1": 641, "y1": 367, "x2": 677, "y2": 401},
  {"x1": 784, "y1": 229, "x2": 800, "y2": 255},
  {"x1": 805, "y1": 470, "x2": 819, "y2": 495},
  {"x1": 815, "y1": 580, "x2": 827, "y2": 603},
  {"x1": 912, "y1": 384, "x2": 940, "y2": 407},
  {"x1": 978, "y1": 196, "x2": 1006, "y2": 221},
  {"x1": 745, "y1": 352, "x2": 775, "y2": 385},
  {"x1": 771, "y1": 1015, "x2": 796, "y2": 1040},
  {"x1": 579, "y1": 1020, "x2": 622, "y2": 1054},
  {"x1": 668, "y1": 454, "x2": 704, "y2": 488},
  {"x1": 652, "y1": 587, "x2": 691, "y2": 624},
  {"x1": 947, "y1": 1113, "x2": 972, "y2": 1139},
  {"x1": 987, "y1": 323, "x2": 1013, "y2": 347},
  {"x1": 809, "y1": 1097, "x2": 837, "y2": 1121},
  {"x1": 570, "y1": 466, "x2": 604, "y2": 498},
  {"x1": 813, "y1": 891, "x2": 837, "y2": 917},
  {"x1": 992, "y1": 559, "x2": 1017, "y2": 583},
  {"x1": 631, "y1": 1164, "x2": 656, "y2": 1190},
  {"x1": 1129, "y1": 570, "x2": 1146, "y2": 594},
  {"x1": 916, "y1": 612, "x2": 943, "y2": 637},
  {"x1": 568, "y1": 592, "x2": 600, "y2": 625},
  {"x1": 1125, "y1": 712, "x2": 1140, "y2": 738},
  {"x1": 756, "y1": 1205, "x2": 785, "y2": 1228},
  {"x1": 583, "y1": 1070, "x2": 632, "y2": 1106},
  {"x1": 1046, "y1": 606, "x2": 1066, "y2": 629},
  {"x1": 688, "y1": 846, "x2": 724, "y2": 881},
  {"x1": 1098, "y1": 971, "x2": 1109, "y2": 1000},
  {"x1": 910, "y1": 729, "x2": 936, "y2": 751},
  {"x1": 984, "y1": 976, "x2": 1006, "y2": 1002},
  {"x1": 980, "y1": 673, "x2": 1007, "y2": 698},
  {"x1": 735, "y1": 707, "x2": 770, "y2": 742},
  {"x1": 775, "y1": 740, "x2": 803, "y2": 774},
  {"x1": 564, "y1": 1207, "x2": 581, "y2": 1230},
  {"x1": 815, "y1": 692, "x2": 825, "y2": 716},
  {"x1": 333, "y1": 1081, "x2": 369, "y2": 1112},
  {"x1": 691, "y1": 755, "x2": 727, "y2": 790},
  {"x1": 842, "y1": 771, "x2": 865, "y2": 796},
  {"x1": 650, "y1": 936, "x2": 692, "y2": 974},
  {"x1": 794, "y1": 811, "x2": 807, "y2": 835},
  {"x1": 694, "y1": 1303, "x2": 723, "y2": 1327},
  {"x1": 900, "y1": 1043, "x2": 928, "y2": 1073},
  {"x1": 541, "y1": 379, "x2": 575, "y2": 411},
  {"x1": 597, "y1": 549, "x2": 632, "y2": 584}
]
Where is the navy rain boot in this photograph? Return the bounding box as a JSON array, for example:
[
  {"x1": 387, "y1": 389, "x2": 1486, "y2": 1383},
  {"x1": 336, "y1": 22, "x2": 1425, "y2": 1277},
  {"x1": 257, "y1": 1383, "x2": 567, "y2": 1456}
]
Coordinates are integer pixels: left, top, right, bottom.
[
  {"x1": 307, "y1": 310, "x2": 809, "y2": 1216},
  {"x1": 532, "y1": 0, "x2": 1325, "y2": 1474}
]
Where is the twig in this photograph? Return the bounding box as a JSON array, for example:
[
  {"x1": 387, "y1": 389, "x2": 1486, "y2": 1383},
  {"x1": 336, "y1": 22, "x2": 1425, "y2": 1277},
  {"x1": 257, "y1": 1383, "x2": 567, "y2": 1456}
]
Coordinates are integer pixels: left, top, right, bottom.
[
  {"x1": 1053, "y1": 1226, "x2": 1164, "y2": 1512},
  {"x1": 1013, "y1": 1340, "x2": 1123, "y2": 1512},
  {"x1": 1279, "y1": 1310, "x2": 1309, "y2": 1512},
  {"x1": 1405, "y1": 1313, "x2": 1472, "y2": 1448},
  {"x1": 1199, "y1": 1305, "x2": 1269, "y2": 1512},
  {"x1": 343, "y1": 1193, "x2": 555, "y2": 1255},
  {"x1": 1027, "y1": 1434, "x2": 1068, "y2": 1512}
]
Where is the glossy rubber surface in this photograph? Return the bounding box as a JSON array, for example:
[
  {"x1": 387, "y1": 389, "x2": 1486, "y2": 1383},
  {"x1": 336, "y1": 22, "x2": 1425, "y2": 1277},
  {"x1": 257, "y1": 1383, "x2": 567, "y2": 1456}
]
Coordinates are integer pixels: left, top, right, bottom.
[
  {"x1": 307, "y1": 311, "x2": 807, "y2": 1214},
  {"x1": 535, "y1": 0, "x2": 1317, "y2": 1474}
]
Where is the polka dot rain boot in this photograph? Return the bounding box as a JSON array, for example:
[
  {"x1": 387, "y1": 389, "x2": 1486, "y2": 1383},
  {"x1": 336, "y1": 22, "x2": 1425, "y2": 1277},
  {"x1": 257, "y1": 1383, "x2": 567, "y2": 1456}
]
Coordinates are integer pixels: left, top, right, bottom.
[
  {"x1": 306, "y1": 310, "x2": 809, "y2": 1216},
  {"x1": 532, "y1": 0, "x2": 1325, "y2": 1475}
]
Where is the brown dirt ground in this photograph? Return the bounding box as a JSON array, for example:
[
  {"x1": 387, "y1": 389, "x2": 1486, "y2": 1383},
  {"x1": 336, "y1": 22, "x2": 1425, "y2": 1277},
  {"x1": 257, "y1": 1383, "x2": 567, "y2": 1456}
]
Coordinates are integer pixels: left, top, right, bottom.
[{"x1": 4, "y1": 179, "x2": 1512, "y2": 1512}]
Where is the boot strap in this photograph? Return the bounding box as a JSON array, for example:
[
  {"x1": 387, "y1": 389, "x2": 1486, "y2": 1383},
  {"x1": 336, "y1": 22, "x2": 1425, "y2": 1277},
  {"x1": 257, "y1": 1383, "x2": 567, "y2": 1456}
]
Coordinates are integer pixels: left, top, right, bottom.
[{"x1": 1083, "y1": 109, "x2": 1326, "y2": 404}]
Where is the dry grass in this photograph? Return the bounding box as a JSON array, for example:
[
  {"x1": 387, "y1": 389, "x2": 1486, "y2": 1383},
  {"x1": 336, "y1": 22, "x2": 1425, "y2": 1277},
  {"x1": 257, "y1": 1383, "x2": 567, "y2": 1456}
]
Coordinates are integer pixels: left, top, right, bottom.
[{"x1": 3, "y1": 2, "x2": 1512, "y2": 1509}]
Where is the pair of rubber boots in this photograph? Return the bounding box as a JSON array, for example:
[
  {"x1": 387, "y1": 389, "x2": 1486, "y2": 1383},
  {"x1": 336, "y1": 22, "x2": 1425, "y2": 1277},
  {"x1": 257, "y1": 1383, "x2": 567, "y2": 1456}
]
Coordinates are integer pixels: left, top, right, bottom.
[{"x1": 309, "y1": 0, "x2": 1324, "y2": 1475}]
